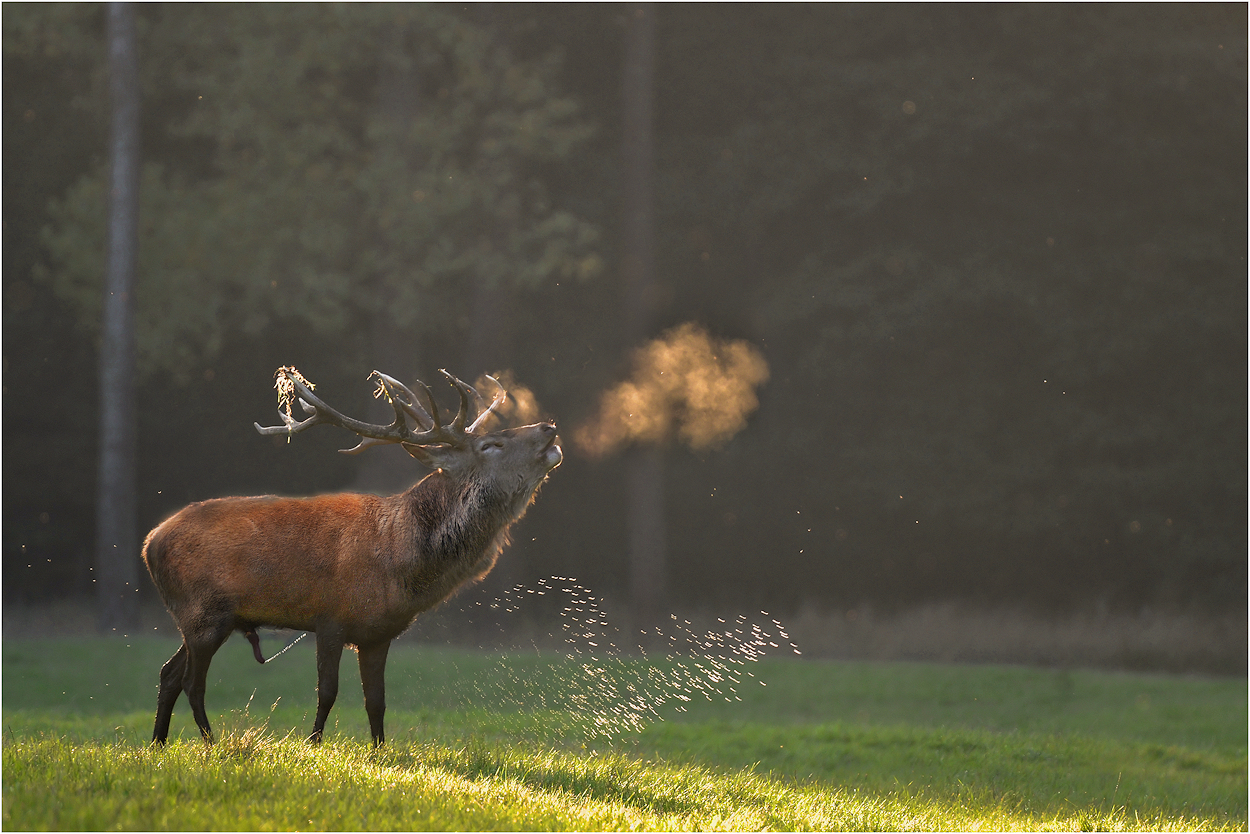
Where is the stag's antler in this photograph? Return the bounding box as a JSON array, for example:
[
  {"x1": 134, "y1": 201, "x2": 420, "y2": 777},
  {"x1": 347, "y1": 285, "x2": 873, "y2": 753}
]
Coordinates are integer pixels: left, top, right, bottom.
[{"x1": 255, "y1": 367, "x2": 507, "y2": 454}]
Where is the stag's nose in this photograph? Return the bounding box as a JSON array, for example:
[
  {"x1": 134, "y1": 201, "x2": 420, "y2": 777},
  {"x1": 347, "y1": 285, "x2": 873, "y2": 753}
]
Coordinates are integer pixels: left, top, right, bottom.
[{"x1": 538, "y1": 422, "x2": 562, "y2": 466}]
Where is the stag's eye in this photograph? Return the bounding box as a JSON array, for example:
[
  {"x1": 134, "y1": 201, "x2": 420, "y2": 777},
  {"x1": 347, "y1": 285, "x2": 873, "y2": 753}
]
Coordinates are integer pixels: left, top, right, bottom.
[{"x1": 480, "y1": 440, "x2": 504, "y2": 453}]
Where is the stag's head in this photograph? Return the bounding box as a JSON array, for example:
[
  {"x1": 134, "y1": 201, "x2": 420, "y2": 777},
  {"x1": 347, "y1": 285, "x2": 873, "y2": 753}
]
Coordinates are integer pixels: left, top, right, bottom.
[
  {"x1": 257, "y1": 368, "x2": 561, "y2": 511},
  {"x1": 426, "y1": 421, "x2": 563, "y2": 516}
]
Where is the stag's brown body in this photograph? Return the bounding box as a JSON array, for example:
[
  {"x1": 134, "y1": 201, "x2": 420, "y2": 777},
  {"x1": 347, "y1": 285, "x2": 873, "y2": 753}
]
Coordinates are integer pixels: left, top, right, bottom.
[
  {"x1": 147, "y1": 482, "x2": 511, "y2": 640},
  {"x1": 142, "y1": 369, "x2": 560, "y2": 747}
]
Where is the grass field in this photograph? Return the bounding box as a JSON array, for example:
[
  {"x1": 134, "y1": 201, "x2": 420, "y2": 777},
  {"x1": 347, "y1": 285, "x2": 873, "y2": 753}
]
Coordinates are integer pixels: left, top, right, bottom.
[{"x1": 3, "y1": 636, "x2": 1246, "y2": 830}]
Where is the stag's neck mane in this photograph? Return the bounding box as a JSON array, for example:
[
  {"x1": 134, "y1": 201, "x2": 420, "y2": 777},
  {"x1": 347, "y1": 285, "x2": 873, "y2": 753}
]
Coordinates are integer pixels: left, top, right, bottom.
[
  {"x1": 404, "y1": 470, "x2": 514, "y2": 563},
  {"x1": 387, "y1": 470, "x2": 516, "y2": 611}
]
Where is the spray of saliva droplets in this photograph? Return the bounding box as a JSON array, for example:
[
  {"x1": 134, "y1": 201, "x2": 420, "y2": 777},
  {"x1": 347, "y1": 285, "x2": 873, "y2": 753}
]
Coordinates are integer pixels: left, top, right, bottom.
[{"x1": 448, "y1": 576, "x2": 801, "y2": 740}]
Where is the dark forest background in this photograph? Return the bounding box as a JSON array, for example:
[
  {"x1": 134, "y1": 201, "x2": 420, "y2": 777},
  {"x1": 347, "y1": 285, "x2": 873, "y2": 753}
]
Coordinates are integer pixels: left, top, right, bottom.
[{"x1": 4, "y1": 5, "x2": 1245, "y2": 632}]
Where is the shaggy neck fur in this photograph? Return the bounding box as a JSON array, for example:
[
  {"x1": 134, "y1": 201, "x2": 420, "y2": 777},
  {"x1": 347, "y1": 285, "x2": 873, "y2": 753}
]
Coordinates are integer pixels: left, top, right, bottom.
[{"x1": 398, "y1": 470, "x2": 532, "y2": 609}]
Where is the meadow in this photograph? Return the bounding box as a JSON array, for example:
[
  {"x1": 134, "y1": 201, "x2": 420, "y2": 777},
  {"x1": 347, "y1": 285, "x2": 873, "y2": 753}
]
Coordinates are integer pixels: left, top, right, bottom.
[{"x1": 3, "y1": 635, "x2": 1246, "y2": 831}]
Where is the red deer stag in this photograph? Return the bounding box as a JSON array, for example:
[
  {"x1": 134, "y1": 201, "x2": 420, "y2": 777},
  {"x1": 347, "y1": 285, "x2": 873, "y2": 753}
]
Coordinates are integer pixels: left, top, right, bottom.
[{"x1": 142, "y1": 367, "x2": 562, "y2": 746}]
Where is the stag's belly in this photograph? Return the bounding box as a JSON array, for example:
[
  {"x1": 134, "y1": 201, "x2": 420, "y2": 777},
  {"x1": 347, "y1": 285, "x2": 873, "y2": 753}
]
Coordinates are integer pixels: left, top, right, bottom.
[{"x1": 233, "y1": 568, "x2": 414, "y2": 638}]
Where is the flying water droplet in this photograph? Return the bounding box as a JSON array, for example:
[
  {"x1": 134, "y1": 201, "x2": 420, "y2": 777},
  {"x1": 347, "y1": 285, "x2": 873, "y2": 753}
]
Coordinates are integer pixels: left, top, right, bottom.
[{"x1": 412, "y1": 576, "x2": 801, "y2": 741}]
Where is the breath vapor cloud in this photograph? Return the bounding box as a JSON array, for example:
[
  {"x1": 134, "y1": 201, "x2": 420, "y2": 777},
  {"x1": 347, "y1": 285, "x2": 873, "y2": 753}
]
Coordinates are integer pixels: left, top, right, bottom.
[
  {"x1": 473, "y1": 369, "x2": 543, "y2": 428},
  {"x1": 575, "y1": 322, "x2": 769, "y2": 457}
]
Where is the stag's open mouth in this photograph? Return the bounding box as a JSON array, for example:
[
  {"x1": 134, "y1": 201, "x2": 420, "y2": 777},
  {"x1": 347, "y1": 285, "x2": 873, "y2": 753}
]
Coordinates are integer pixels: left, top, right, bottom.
[{"x1": 541, "y1": 432, "x2": 563, "y2": 468}]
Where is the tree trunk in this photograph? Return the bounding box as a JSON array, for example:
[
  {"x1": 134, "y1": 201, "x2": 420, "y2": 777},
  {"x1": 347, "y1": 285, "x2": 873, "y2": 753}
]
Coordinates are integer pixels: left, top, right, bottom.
[
  {"x1": 459, "y1": 1, "x2": 515, "y2": 382},
  {"x1": 353, "y1": 21, "x2": 425, "y2": 496},
  {"x1": 96, "y1": 1, "x2": 141, "y2": 633},
  {"x1": 620, "y1": 2, "x2": 666, "y2": 624},
  {"x1": 626, "y1": 446, "x2": 666, "y2": 622}
]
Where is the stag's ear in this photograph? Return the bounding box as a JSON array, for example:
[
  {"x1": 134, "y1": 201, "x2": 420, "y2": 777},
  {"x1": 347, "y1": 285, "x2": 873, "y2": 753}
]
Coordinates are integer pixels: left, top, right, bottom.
[
  {"x1": 402, "y1": 443, "x2": 436, "y2": 468},
  {"x1": 402, "y1": 442, "x2": 460, "y2": 472}
]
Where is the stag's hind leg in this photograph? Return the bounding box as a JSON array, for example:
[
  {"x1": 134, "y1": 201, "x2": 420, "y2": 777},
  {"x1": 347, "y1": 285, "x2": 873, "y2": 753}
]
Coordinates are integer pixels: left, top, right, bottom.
[
  {"x1": 152, "y1": 643, "x2": 188, "y2": 744},
  {"x1": 182, "y1": 622, "x2": 232, "y2": 743}
]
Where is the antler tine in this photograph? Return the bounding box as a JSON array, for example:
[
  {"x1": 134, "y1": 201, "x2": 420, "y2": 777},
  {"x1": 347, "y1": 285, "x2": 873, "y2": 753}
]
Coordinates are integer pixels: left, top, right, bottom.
[
  {"x1": 339, "y1": 436, "x2": 398, "y2": 456},
  {"x1": 371, "y1": 371, "x2": 433, "y2": 431},
  {"x1": 411, "y1": 378, "x2": 443, "y2": 431},
  {"x1": 467, "y1": 375, "x2": 508, "y2": 433},
  {"x1": 254, "y1": 410, "x2": 314, "y2": 436},
  {"x1": 438, "y1": 370, "x2": 476, "y2": 434}
]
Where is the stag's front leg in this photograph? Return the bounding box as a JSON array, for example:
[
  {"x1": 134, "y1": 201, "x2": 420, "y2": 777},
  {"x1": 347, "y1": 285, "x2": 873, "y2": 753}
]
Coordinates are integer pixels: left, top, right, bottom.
[
  {"x1": 357, "y1": 641, "x2": 390, "y2": 747},
  {"x1": 309, "y1": 629, "x2": 344, "y2": 744}
]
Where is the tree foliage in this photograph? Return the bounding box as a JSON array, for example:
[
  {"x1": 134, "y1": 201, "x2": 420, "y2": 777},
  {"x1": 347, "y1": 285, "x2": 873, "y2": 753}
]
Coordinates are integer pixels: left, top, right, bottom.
[{"x1": 34, "y1": 4, "x2": 600, "y2": 380}]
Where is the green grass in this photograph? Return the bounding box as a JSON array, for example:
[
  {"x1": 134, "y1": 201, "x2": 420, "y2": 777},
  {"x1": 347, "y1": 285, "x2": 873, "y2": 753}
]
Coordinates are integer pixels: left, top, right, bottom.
[{"x1": 3, "y1": 637, "x2": 1246, "y2": 830}]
